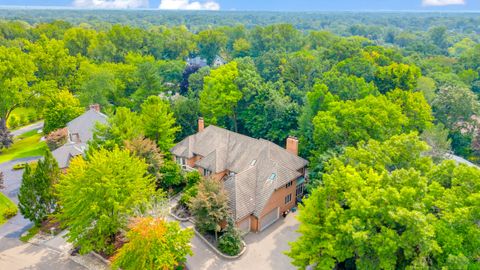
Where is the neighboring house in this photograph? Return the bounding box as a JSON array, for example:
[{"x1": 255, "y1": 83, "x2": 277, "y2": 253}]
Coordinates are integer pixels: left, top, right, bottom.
[
  {"x1": 171, "y1": 118, "x2": 308, "y2": 233},
  {"x1": 186, "y1": 55, "x2": 226, "y2": 68},
  {"x1": 212, "y1": 55, "x2": 226, "y2": 67},
  {"x1": 445, "y1": 153, "x2": 480, "y2": 169},
  {"x1": 52, "y1": 104, "x2": 108, "y2": 169},
  {"x1": 186, "y1": 56, "x2": 208, "y2": 68}
]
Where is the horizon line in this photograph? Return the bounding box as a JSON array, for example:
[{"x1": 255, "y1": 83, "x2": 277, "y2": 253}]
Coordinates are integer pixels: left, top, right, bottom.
[{"x1": 0, "y1": 5, "x2": 479, "y2": 13}]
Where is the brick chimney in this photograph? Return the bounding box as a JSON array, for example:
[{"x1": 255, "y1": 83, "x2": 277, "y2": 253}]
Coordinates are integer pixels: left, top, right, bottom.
[
  {"x1": 89, "y1": 104, "x2": 100, "y2": 112},
  {"x1": 198, "y1": 117, "x2": 205, "y2": 132},
  {"x1": 286, "y1": 136, "x2": 298, "y2": 156}
]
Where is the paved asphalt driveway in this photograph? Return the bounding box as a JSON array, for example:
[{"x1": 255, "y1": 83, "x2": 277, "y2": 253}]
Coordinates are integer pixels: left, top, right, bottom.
[{"x1": 186, "y1": 212, "x2": 300, "y2": 270}]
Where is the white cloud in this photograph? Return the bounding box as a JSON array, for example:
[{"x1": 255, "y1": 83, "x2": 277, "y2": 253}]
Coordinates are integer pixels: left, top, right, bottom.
[
  {"x1": 422, "y1": 0, "x2": 466, "y2": 6},
  {"x1": 73, "y1": 0, "x2": 148, "y2": 8},
  {"x1": 159, "y1": 0, "x2": 220, "y2": 10}
]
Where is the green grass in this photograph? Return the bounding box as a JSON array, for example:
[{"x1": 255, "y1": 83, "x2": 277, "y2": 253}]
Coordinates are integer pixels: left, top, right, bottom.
[
  {"x1": 0, "y1": 129, "x2": 47, "y2": 163},
  {"x1": 0, "y1": 192, "x2": 18, "y2": 225},
  {"x1": 8, "y1": 107, "x2": 40, "y2": 130},
  {"x1": 20, "y1": 225, "x2": 40, "y2": 242}
]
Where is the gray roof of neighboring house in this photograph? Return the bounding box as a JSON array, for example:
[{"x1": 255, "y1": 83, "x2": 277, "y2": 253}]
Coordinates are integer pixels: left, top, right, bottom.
[
  {"x1": 171, "y1": 125, "x2": 308, "y2": 221},
  {"x1": 66, "y1": 109, "x2": 108, "y2": 143},
  {"x1": 52, "y1": 142, "x2": 86, "y2": 169},
  {"x1": 445, "y1": 154, "x2": 480, "y2": 169}
]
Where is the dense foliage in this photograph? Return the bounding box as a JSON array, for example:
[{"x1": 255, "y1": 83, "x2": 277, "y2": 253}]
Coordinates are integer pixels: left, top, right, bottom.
[
  {"x1": 18, "y1": 150, "x2": 59, "y2": 226},
  {"x1": 55, "y1": 147, "x2": 156, "y2": 255},
  {"x1": 112, "y1": 217, "x2": 193, "y2": 270},
  {"x1": 287, "y1": 133, "x2": 480, "y2": 269}
]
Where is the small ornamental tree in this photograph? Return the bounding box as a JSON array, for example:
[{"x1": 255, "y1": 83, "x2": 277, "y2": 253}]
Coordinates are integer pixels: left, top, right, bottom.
[
  {"x1": 55, "y1": 147, "x2": 156, "y2": 255},
  {"x1": 111, "y1": 217, "x2": 193, "y2": 270},
  {"x1": 0, "y1": 125, "x2": 13, "y2": 151},
  {"x1": 18, "y1": 150, "x2": 59, "y2": 226},
  {"x1": 45, "y1": 128, "x2": 68, "y2": 150},
  {"x1": 218, "y1": 218, "x2": 243, "y2": 256},
  {"x1": 124, "y1": 137, "x2": 164, "y2": 184},
  {"x1": 189, "y1": 177, "x2": 229, "y2": 240}
]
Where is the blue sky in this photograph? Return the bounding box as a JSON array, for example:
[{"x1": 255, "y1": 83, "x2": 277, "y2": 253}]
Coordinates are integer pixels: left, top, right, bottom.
[{"x1": 1, "y1": 0, "x2": 479, "y2": 11}]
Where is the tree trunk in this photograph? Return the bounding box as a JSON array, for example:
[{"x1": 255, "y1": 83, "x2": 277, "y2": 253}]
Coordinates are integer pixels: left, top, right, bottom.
[
  {"x1": 0, "y1": 118, "x2": 6, "y2": 130},
  {"x1": 232, "y1": 113, "x2": 238, "y2": 133}
]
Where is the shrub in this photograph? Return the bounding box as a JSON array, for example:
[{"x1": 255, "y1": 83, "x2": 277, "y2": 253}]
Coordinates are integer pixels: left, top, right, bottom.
[
  {"x1": 7, "y1": 115, "x2": 18, "y2": 129},
  {"x1": 13, "y1": 163, "x2": 27, "y2": 170},
  {"x1": 180, "y1": 184, "x2": 198, "y2": 207},
  {"x1": 3, "y1": 206, "x2": 18, "y2": 219},
  {"x1": 218, "y1": 220, "x2": 243, "y2": 256},
  {"x1": 45, "y1": 128, "x2": 68, "y2": 150}
]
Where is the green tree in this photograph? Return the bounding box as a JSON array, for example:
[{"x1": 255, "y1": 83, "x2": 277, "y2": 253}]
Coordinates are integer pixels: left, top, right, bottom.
[
  {"x1": 18, "y1": 150, "x2": 59, "y2": 226},
  {"x1": 386, "y1": 88, "x2": 433, "y2": 132},
  {"x1": 374, "y1": 63, "x2": 421, "y2": 93},
  {"x1": 140, "y1": 96, "x2": 179, "y2": 152},
  {"x1": 0, "y1": 46, "x2": 37, "y2": 131},
  {"x1": 312, "y1": 95, "x2": 407, "y2": 153},
  {"x1": 124, "y1": 138, "x2": 164, "y2": 186},
  {"x1": 90, "y1": 107, "x2": 143, "y2": 150},
  {"x1": 63, "y1": 27, "x2": 97, "y2": 56},
  {"x1": 172, "y1": 96, "x2": 200, "y2": 140},
  {"x1": 432, "y1": 85, "x2": 480, "y2": 130},
  {"x1": 77, "y1": 64, "x2": 115, "y2": 108},
  {"x1": 189, "y1": 177, "x2": 229, "y2": 240},
  {"x1": 43, "y1": 90, "x2": 84, "y2": 134},
  {"x1": 111, "y1": 217, "x2": 193, "y2": 270},
  {"x1": 218, "y1": 218, "x2": 243, "y2": 256},
  {"x1": 56, "y1": 148, "x2": 156, "y2": 255},
  {"x1": 197, "y1": 29, "x2": 227, "y2": 65},
  {"x1": 200, "y1": 61, "x2": 242, "y2": 131},
  {"x1": 288, "y1": 133, "x2": 480, "y2": 269},
  {"x1": 421, "y1": 123, "x2": 452, "y2": 163},
  {"x1": 319, "y1": 70, "x2": 379, "y2": 100}
]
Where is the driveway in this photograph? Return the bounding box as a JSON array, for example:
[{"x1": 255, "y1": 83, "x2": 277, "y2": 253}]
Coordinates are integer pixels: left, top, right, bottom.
[
  {"x1": 11, "y1": 121, "x2": 44, "y2": 137},
  {"x1": 186, "y1": 212, "x2": 300, "y2": 270}
]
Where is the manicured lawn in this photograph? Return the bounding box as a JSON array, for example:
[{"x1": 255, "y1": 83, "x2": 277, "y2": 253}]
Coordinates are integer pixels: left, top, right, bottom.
[
  {"x1": 0, "y1": 192, "x2": 18, "y2": 225},
  {"x1": 0, "y1": 129, "x2": 47, "y2": 164},
  {"x1": 8, "y1": 107, "x2": 40, "y2": 130}
]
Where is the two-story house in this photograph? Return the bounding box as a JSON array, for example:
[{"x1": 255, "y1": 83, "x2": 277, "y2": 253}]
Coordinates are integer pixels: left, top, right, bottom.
[{"x1": 171, "y1": 118, "x2": 308, "y2": 233}]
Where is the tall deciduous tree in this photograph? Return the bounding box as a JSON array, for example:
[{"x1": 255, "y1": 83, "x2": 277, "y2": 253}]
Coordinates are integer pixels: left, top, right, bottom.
[
  {"x1": 0, "y1": 46, "x2": 37, "y2": 130},
  {"x1": 288, "y1": 133, "x2": 480, "y2": 269},
  {"x1": 140, "y1": 96, "x2": 179, "y2": 152},
  {"x1": 197, "y1": 29, "x2": 227, "y2": 65},
  {"x1": 111, "y1": 217, "x2": 193, "y2": 270},
  {"x1": 56, "y1": 148, "x2": 156, "y2": 255},
  {"x1": 374, "y1": 63, "x2": 421, "y2": 93},
  {"x1": 124, "y1": 138, "x2": 164, "y2": 185},
  {"x1": 18, "y1": 150, "x2": 59, "y2": 226},
  {"x1": 43, "y1": 90, "x2": 84, "y2": 134},
  {"x1": 200, "y1": 61, "x2": 242, "y2": 131}
]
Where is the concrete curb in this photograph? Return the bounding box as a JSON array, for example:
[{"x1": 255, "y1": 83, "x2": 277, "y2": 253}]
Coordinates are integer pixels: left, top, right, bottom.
[
  {"x1": 168, "y1": 207, "x2": 190, "y2": 222},
  {"x1": 191, "y1": 226, "x2": 247, "y2": 260},
  {"x1": 91, "y1": 251, "x2": 111, "y2": 265}
]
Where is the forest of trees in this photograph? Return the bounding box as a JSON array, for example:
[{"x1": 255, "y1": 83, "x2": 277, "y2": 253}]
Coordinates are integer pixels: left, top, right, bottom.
[{"x1": 0, "y1": 11, "x2": 479, "y2": 269}]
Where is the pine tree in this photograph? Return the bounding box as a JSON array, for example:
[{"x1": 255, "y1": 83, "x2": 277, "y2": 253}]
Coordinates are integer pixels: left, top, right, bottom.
[{"x1": 18, "y1": 150, "x2": 59, "y2": 226}]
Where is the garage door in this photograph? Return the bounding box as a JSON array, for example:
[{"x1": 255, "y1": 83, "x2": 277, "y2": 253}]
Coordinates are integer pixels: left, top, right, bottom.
[
  {"x1": 238, "y1": 218, "x2": 251, "y2": 234},
  {"x1": 260, "y1": 207, "x2": 279, "y2": 231}
]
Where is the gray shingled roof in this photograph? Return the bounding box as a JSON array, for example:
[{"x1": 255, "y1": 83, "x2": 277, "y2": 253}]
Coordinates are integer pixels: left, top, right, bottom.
[
  {"x1": 171, "y1": 125, "x2": 308, "y2": 221},
  {"x1": 52, "y1": 142, "x2": 86, "y2": 169},
  {"x1": 67, "y1": 109, "x2": 108, "y2": 143}
]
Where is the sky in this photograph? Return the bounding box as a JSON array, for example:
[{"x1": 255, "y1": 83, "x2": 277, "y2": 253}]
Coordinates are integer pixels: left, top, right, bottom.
[{"x1": 1, "y1": 0, "x2": 479, "y2": 11}]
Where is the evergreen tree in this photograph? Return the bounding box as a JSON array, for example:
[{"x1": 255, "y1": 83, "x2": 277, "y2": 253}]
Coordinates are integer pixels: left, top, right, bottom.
[{"x1": 18, "y1": 150, "x2": 59, "y2": 226}]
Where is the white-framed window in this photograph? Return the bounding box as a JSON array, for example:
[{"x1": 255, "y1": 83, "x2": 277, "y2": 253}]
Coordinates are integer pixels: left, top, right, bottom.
[
  {"x1": 285, "y1": 193, "x2": 292, "y2": 204},
  {"x1": 176, "y1": 156, "x2": 186, "y2": 165},
  {"x1": 285, "y1": 181, "x2": 293, "y2": 188},
  {"x1": 204, "y1": 168, "x2": 212, "y2": 176}
]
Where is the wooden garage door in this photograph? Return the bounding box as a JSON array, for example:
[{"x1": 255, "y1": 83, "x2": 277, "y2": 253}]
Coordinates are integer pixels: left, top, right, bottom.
[{"x1": 260, "y1": 207, "x2": 279, "y2": 231}]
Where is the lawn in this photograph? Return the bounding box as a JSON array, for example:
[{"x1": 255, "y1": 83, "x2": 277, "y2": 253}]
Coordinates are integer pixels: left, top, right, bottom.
[
  {"x1": 8, "y1": 107, "x2": 41, "y2": 130},
  {"x1": 0, "y1": 192, "x2": 18, "y2": 225},
  {"x1": 0, "y1": 129, "x2": 47, "y2": 164}
]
